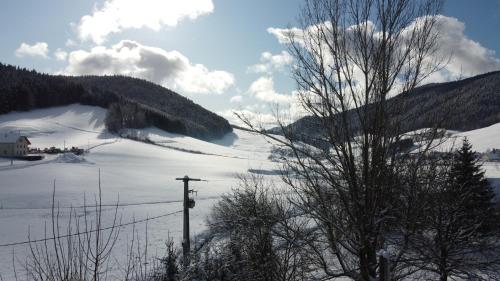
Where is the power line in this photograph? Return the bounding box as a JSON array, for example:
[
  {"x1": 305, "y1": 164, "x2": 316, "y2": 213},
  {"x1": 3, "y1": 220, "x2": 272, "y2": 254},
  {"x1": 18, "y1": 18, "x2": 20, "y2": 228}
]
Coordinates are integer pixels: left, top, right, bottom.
[
  {"x1": 0, "y1": 195, "x2": 222, "y2": 211},
  {"x1": 0, "y1": 210, "x2": 183, "y2": 248},
  {"x1": 0, "y1": 200, "x2": 182, "y2": 210},
  {"x1": 0, "y1": 176, "x2": 280, "y2": 211}
]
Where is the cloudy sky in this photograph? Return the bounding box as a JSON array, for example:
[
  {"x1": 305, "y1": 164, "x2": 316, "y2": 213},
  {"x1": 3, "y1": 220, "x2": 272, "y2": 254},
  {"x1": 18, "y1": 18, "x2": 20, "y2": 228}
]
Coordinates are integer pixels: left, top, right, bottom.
[{"x1": 1, "y1": 0, "x2": 500, "y2": 125}]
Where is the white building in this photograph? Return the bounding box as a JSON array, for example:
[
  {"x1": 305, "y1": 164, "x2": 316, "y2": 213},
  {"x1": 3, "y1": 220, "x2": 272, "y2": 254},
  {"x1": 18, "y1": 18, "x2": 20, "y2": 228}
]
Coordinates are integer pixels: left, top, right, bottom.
[{"x1": 0, "y1": 132, "x2": 31, "y2": 157}]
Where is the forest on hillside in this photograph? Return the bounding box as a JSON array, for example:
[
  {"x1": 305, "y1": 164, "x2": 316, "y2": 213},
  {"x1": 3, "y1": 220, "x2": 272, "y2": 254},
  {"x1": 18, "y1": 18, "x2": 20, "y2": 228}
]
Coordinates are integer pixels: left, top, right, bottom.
[
  {"x1": 0, "y1": 63, "x2": 232, "y2": 140},
  {"x1": 275, "y1": 71, "x2": 500, "y2": 144}
]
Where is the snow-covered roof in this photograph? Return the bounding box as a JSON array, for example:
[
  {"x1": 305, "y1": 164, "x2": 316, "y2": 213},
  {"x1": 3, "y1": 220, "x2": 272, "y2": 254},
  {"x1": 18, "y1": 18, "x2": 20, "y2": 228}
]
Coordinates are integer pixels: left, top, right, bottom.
[{"x1": 0, "y1": 132, "x2": 30, "y2": 144}]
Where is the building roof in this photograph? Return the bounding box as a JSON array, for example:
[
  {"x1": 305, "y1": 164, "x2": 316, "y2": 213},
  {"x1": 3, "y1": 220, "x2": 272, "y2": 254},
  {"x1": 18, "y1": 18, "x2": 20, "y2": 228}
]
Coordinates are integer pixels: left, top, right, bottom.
[{"x1": 0, "y1": 132, "x2": 31, "y2": 145}]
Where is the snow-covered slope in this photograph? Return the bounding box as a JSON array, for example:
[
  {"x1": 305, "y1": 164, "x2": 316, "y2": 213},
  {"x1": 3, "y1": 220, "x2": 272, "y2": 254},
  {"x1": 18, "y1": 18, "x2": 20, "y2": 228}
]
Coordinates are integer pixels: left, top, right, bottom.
[
  {"x1": 443, "y1": 122, "x2": 500, "y2": 153},
  {"x1": 0, "y1": 104, "x2": 280, "y2": 277},
  {"x1": 0, "y1": 104, "x2": 107, "y2": 150}
]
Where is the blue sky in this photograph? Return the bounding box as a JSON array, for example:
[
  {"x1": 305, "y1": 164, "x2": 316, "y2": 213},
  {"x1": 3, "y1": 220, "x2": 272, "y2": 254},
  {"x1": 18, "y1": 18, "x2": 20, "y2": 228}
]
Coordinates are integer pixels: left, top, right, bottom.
[{"x1": 1, "y1": 0, "x2": 499, "y2": 125}]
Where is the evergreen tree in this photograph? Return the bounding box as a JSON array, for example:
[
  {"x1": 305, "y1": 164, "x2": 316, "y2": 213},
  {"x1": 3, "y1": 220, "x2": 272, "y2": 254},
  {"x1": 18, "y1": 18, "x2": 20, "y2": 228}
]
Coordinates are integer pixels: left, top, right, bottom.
[{"x1": 450, "y1": 137, "x2": 496, "y2": 233}]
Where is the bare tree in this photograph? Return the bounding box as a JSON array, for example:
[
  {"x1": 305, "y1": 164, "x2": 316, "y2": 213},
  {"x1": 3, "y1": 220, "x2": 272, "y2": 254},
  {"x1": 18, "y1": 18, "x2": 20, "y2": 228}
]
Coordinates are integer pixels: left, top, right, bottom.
[
  {"x1": 186, "y1": 174, "x2": 309, "y2": 281},
  {"x1": 237, "y1": 0, "x2": 451, "y2": 280},
  {"x1": 23, "y1": 178, "x2": 121, "y2": 281},
  {"x1": 15, "y1": 174, "x2": 186, "y2": 281}
]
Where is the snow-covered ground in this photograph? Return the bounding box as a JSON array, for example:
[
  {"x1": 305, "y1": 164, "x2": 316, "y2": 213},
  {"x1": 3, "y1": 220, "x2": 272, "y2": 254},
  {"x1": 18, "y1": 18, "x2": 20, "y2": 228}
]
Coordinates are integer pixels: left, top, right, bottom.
[
  {"x1": 428, "y1": 123, "x2": 500, "y2": 153},
  {"x1": 0, "y1": 104, "x2": 280, "y2": 278},
  {"x1": 0, "y1": 104, "x2": 499, "y2": 278}
]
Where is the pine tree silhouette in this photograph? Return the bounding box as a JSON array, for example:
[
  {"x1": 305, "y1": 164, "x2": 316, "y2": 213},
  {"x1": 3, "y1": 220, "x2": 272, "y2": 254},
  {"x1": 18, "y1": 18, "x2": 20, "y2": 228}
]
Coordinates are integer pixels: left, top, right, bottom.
[{"x1": 450, "y1": 137, "x2": 496, "y2": 233}]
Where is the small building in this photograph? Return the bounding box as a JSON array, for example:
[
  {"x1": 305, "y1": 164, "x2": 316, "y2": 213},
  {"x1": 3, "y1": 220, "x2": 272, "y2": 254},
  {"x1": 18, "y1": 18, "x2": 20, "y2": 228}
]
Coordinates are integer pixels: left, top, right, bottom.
[{"x1": 0, "y1": 132, "x2": 31, "y2": 157}]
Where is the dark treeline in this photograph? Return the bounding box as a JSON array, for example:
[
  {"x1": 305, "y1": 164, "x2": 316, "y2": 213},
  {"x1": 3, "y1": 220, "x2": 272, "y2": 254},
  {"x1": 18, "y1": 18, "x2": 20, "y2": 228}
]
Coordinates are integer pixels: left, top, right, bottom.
[
  {"x1": 0, "y1": 64, "x2": 84, "y2": 114},
  {"x1": 0, "y1": 63, "x2": 232, "y2": 140},
  {"x1": 105, "y1": 100, "x2": 187, "y2": 135},
  {"x1": 394, "y1": 70, "x2": 500, "y2": 131}
]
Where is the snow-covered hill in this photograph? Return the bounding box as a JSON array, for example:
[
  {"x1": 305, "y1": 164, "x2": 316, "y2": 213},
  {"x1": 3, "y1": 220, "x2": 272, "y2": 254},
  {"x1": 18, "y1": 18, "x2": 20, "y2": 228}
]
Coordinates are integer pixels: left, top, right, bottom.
[{"x1": 443, "y1": 122, "x2": 500, "y2": 153}]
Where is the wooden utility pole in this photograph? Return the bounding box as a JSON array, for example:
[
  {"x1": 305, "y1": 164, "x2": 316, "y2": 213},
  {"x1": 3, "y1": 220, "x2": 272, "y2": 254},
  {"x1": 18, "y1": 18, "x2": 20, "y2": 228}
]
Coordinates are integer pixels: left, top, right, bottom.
[{"x1": 175, "y1": 175, "x2": 201, "y2": 268}]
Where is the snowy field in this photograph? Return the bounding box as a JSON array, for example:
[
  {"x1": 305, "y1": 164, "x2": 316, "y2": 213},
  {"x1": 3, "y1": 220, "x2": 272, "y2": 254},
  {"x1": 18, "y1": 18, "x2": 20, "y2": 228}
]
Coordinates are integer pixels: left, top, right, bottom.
[
  {"x1": 0, "y1": 104, "x2": 499, "y2": 278},
  {"x1": 0, "y1": 104, "x2": 280, "y2": 278}
]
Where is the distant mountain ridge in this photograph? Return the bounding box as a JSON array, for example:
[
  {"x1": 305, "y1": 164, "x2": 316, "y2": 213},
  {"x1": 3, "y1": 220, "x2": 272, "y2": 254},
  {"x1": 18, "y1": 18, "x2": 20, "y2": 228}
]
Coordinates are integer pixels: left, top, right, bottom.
[
  {"x1": 0, "y1": 63, "x2": 231, "y2": 140},
  {"x1": 270, "y1": 71, "x2": 500, "y2": 142}
]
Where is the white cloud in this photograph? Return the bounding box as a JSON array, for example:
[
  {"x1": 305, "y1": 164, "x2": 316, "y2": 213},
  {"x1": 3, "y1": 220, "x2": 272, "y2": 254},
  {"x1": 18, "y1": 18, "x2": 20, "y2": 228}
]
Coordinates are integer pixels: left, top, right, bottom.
[
  {"x1": 218, "y1": 109, "x2": 276, "y2": 128},
  {"x1": 65, "y1": 39, "x2": 77, "y2": 47},
  {"x1": 226, "y1": 76, "x2": 308, "y2": 127},
  {"x1": 62, "y1": 40, "x2": 234, "y2": 95},
  {"x1": 268, "y1": 16, "x2": 500, "y2": 85},
  {"x1": 423, "y1": 15, "x2": 500, "y2": 83},
  {"x1": 219, "y1": 97, "x2": 306, "y2": 128},
  {"x1": 54, "y1": 49, "x2": 68, "y2": 61},
  {"x1": 15, "y1": 42, "x2": 49, "y2": 58},
  {"x1": 244, "y1": 76, "x2": 308, "y2": 121},
  {"x1": 77, "y1": 0, "x2": 214, "y2": 44},
  {"x1": 248, "y1": 76, "x2": 293, "y2": 104},
  {"x1": 267, "y1": 27, "x2": 303, "y2": 45},
  {"x1": 248, "y1": 51, "x2": 293, "y2": 74},
  {"x1": 230, "y1": 95, "x2": 243, "y2": 103}
]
